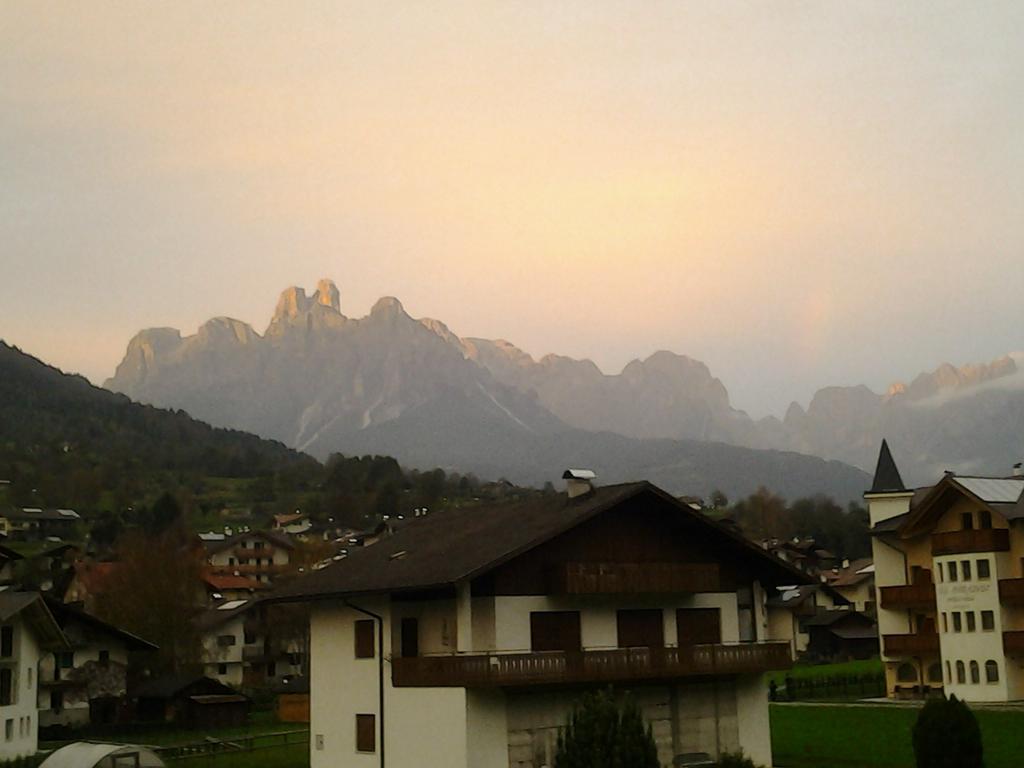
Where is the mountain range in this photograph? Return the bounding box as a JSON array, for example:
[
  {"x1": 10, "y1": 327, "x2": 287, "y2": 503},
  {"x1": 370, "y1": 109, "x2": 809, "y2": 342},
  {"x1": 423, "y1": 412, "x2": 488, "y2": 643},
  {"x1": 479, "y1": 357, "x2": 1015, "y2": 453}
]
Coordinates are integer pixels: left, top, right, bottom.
[{"x1": 99, "y1": 279, "x2": 875, "y2": 501}]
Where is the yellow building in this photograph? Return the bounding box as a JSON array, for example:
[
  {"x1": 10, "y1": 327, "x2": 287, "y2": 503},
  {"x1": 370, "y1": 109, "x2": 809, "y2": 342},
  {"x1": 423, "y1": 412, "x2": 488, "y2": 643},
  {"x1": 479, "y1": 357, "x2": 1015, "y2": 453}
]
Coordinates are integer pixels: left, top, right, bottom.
[{"x1": 870, "y1": 440, "x2": 1024, "y2": 702}]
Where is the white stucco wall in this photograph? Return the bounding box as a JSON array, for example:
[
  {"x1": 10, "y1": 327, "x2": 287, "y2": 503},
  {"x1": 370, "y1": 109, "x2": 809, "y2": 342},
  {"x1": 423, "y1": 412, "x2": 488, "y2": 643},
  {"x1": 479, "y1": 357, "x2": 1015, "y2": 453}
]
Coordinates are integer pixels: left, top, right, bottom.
[
  {"x1": 735, "y1": 673, "x2": 772, "y2": 766},
  {"x1": 0, "y1": 615, "x2": 42, "y2": 760}
]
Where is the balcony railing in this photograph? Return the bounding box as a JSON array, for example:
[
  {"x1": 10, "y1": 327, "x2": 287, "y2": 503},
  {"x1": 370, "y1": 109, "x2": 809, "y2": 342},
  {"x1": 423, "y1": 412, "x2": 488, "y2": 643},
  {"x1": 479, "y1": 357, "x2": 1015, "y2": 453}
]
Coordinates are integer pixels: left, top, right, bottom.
[
  {"x1": 391, "y1": 642, "x2": 792, "y2": 688},
  {"x1": 1004, "y1": 631, "x2": 1024, "y2": 655},
  {"x1": 883, "y1": 633, "x2": 940, "y2": 655},
  {"x1": 932, "y1": 529, "x2": 1009, "y2": 556},
  {"x1": 879, "y1": 584, "x2": 936, "y2": 610},
  {"x1": 550, "y1": 562, "x2": 720, "y2": 595},
  {"x1": 999, "y1": 579, "x2": 1024, "y2": 605}
]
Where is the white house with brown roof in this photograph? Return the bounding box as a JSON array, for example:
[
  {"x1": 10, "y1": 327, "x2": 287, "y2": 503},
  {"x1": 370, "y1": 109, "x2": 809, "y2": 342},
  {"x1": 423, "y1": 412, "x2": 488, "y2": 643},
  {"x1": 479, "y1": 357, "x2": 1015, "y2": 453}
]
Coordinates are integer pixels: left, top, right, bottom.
[
  {"x1": 0, "y1": 592, "x2": 68, "y2": 759},
  {"x1": 271, "y1": 476, "x2": 810, "y2": 768},
  {"x1": 197, "y1": 600, "x2": 304, "y2": 689},
  {"x1": 204, "y1": 530, "x2": 294, "y2": 585}
]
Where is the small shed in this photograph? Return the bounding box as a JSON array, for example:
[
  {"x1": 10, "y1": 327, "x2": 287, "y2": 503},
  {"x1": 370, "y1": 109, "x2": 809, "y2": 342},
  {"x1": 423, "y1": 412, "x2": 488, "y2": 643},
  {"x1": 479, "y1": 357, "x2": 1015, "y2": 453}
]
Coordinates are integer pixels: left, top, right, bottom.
[
  {"x1": 804, "y1": 610, "x2": 879, "y2": 661},
  {"x1": 133, "y1": 675, "x2": 250, "y2": 728},
  {"x1": 40, "y1": 742, "x2": 165, "y2": 768},
  {"x1": 272, "y1": 677, "x2": 310, "y2": 723}
]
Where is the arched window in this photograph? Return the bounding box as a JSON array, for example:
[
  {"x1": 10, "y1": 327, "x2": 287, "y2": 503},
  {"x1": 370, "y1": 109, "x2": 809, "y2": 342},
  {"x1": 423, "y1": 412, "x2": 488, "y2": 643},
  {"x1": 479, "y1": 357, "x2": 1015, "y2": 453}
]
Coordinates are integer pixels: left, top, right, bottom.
[
  {"x1": 970, "y1": 660, "x2": 980, "y2": 684},
  {"x1": 927, "y1": 663, "x2": 943, "y2": 683},
  {"x1": 897, "y1": 663, "x2": 917, "y2": 683},
  {"x1": 956, "y1": 660, "x2": 966, "y2": 684},
  {"x1": 986, "y1": 660, "x2": 999, "y2": 683},
  {"x1": 945, "y1": 660, "x2": 952, "y2": 682}
]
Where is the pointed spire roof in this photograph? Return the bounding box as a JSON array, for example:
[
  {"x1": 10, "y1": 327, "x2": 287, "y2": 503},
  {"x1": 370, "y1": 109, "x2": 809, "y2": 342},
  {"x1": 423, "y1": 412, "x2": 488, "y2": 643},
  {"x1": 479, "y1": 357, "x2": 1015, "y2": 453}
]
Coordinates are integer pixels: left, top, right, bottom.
[{"x1": 869, "y1": 439, "x2": 906, "y2": 494}]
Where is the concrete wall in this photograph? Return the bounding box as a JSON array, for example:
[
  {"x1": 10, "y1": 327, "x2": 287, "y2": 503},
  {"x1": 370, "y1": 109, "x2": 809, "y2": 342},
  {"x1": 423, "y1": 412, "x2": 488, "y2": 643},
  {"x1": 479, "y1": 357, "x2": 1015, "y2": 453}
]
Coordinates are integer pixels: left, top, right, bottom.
[{"x1": 735, "y1": 674, "x2": 772, "y2": 766}]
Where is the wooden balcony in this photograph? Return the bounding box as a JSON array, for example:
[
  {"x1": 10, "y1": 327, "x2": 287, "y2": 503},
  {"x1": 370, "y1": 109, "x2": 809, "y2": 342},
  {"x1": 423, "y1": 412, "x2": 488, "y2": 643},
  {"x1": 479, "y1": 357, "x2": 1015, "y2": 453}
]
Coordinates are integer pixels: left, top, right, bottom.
[
  {"x1": 932, "y1": 528, "x2": 1009, "y2": 556},
  {"x1": 391, "y1": 642, "x2": 792, "y2": 688},
  {"x1": 999, "y1": 579, "x2": 1024, "y2": 605},
  {"x1": 879, "y1": 584, "x2": 936, "y2": 610},
  {"x1": 883, "y1": 633, "x2": 940, "y2": 655},
  {"x1": 550, "y1": 562, "x2": 720, "y2": 595},
  {"x1": 1004, "y1": 631, "x2": 1024, "y2": 655}
]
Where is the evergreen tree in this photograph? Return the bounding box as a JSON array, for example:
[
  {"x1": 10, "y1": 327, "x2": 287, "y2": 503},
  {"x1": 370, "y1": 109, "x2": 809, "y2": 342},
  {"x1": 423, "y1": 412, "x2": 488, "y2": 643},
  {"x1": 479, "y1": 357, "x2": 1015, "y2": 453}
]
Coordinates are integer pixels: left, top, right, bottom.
[
  {"x1": 554, "y1": 688, "x2": 659, "y2": 768},
  {"x1": 912, "y1": 695, "x2": 983, "y2": 768}
]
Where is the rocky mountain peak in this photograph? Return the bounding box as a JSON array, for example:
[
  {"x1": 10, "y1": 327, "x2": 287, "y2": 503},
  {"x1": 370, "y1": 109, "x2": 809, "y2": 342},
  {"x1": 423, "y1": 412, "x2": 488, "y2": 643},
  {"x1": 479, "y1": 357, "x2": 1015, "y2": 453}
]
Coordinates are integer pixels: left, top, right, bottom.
[
  {"x1": 314, "y1": 278, "x2": 341, "y2": 313},
  {"x1": 273, "y1": 286, "x2": 312, "y2": 322},
  {"x1": 370, "y1": 296, "x2": 407, "y2": 320}
]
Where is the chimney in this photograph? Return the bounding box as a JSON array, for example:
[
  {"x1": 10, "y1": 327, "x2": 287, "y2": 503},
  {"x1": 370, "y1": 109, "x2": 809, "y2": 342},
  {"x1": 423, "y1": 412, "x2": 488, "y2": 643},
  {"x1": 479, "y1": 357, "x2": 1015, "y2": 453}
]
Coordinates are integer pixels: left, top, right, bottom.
[
  {"x1": 562, "y1": 469, "x2": 596, "y2": 499},
  {"x1": 1014, "y1": 463, "x2": 1023, "y2": 478}
]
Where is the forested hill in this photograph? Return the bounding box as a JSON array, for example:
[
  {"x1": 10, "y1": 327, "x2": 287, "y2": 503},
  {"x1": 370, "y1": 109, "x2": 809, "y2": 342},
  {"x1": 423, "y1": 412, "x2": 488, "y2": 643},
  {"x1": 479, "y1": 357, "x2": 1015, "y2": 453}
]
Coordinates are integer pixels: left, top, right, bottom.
[{"x1": 0, "y1": 340, "x2": 319, "y2": 506}]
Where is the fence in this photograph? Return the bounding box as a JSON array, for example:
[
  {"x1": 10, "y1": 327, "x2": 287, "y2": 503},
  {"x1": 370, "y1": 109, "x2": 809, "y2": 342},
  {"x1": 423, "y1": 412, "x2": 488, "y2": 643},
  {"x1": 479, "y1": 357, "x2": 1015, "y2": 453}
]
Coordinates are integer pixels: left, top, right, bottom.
[
  {"x1": 770, "y1": 672, "x2": 886, "y2": 701},
  {"x1": 155, "y1": 729, "x2": 308, "y2": 761}
]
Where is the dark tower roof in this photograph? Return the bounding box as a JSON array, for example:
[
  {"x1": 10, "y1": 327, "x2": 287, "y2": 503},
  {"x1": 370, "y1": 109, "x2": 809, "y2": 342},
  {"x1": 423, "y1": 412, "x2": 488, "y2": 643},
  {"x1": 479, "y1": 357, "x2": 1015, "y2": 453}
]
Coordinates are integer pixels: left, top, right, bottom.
[{"x1": 869, "y1": 439, "x2": 906, "y2": 494}]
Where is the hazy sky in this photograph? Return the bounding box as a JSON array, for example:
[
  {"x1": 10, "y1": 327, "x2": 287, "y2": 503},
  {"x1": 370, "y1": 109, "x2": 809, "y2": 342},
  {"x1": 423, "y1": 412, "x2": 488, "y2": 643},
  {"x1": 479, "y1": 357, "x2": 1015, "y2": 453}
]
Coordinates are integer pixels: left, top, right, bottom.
[{"x1": 3, "y1": 1, "x2": 1023, "y2": 417}]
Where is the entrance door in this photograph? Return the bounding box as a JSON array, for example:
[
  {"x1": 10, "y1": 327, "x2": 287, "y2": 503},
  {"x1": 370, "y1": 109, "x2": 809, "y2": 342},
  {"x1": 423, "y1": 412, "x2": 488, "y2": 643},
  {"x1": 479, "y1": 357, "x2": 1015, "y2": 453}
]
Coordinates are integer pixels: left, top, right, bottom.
[
  {"x1": 530, "y1": 611, "x2": 582, "y2": 652},
  {"x1": 677, "y1": 608, "x2": 722, "y2": 645},
  {"x1": 616, "y1": 609, "x2": 665, "y2": 648}
]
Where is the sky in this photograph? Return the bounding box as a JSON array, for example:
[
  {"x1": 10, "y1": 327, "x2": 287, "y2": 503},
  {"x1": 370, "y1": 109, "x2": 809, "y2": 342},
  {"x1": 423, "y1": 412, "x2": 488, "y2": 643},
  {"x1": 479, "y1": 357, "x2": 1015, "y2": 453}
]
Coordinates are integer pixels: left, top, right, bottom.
[{"x1": 2, "y1": 1, "x2": 1023, "y2": 418}]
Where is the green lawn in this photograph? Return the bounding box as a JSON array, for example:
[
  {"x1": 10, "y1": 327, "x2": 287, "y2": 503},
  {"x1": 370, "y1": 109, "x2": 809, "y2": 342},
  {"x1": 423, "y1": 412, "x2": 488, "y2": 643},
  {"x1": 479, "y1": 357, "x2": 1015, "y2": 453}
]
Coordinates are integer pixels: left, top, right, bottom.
[
  {"x1": 771, "y1": 703, "x2": 1024, "y2": 768},
  {"x1": 174, "y1": 742, "x2": 307, "y2": 768}
]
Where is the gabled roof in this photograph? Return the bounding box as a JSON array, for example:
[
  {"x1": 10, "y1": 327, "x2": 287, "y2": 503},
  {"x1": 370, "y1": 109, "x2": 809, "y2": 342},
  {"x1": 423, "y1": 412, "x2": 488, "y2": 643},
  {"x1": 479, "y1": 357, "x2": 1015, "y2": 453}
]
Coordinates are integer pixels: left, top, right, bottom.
[
  {"x1": 268, "y1": 481, "x2": 812, "y2": 603},
  {"x1": 202, "y1": 573, "x2": 267, "y2": 592},
  {"x1": 43, "y1": 597, "x2": 158, "y2": 651},
  {"x1": 204, "y1": 529, "x2": 295, "y2": 555},
  {"x1": 195, "y1": 599, "x2": 258, "y2": 631},
  {"x1": 827, "y1": 558, "x2": 874, "y2": 588},
  {"x1": 0, "y1": 592, "x2": 68, "y2": 649},
  {"x1": 900, "y1": 474, "x2": 1024, "y2": 537},
  {"x1": 868, "y1": 440, "x2": 906, "y2": 494},
  {"x1": 134, "y1": 674, "x2": 237, "y2": 699}
]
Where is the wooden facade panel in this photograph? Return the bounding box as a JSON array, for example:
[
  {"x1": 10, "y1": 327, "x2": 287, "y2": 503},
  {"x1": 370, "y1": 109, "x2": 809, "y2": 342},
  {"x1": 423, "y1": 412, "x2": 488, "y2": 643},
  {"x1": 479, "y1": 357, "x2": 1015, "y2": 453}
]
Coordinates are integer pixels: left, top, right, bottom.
[
  {"x1": 355, "y1": 713, "x2": 376, "y2": 752},
  {"x1": 476, "y1": 495, "x2": 752, "y2": 597}
]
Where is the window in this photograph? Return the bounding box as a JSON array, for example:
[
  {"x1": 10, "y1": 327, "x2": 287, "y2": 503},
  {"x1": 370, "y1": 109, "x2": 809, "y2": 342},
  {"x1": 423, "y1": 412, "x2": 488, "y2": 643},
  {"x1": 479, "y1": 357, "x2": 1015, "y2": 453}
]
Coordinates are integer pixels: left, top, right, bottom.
[
  {"x1": 356, "y1": 714, "x2": 376, "y2": 753},
  {"x1": 946, "y1": 660, "x2": 952, "y2": 682},
  {"x1": 244, "y1": 630, "x2": 257, "y2": 645},
  {"x1": 961, "y1": 561, "x2": 972, "y2": 581},
  {"x1": 0, "y1": 669, "x2": 12, "y2": 706},
  {"x1": 355, "y1": 620, "x2": 375, "y2": 659},
  {"x1": 217, "y1": 663, "x2": 228, "y2": 675},
  {"x1": 952, "y1": 612, "x2": 962, "y2": 632},
  {"x1": 986, "y1": 660, "x2": 999, "y2": 683},
  {"x1": 928, "y1": 663, "x2": 943, "y2": 683},
  {"x1": 216, "y1": 635, "x2": 236, "y2": 647},
  {"x1": 4, "y1": 719, "x2": 10, "y2": 741},
  {"x1": 616, "y1": 609, "x2": 665, "y2": 649},
  {"x1": 58, "y1": 652, "x2": 74, "y2": 668},
  {"x1": 962, "y1": 512, "x2": 974, "y2": 530},
  {"x1": 530, "y1": 611, "x2": 582, "y2": 652},
  {"x1": 979, "y1": 510, "x2": 992, "y2": 529},
  {"x1": 49, "y1": 690, "x2": 62, "y2": 713},
  {"x1": 896, "y1": 663, "x2": 917, "y2": 683},
  {"x1": 967, "y1": 612, "x2": 976, "y2": 632},
  {"x1": 981, "y1": 611, "x2": 995, "y2": 631},
  {"x1": 0, "y1": 627, "x2": 11, "y2": 659},
  {"x1": 400, "y1": 617, "x2": 419, "y2": 659},
  {"x1": 978, "y1": 559, "x2": 991, "y2": 580},
  {"x1": 942, "y1": 613, "x2": 948, "y2": 633},
  {"x1": 677, "y1": 608, "x2": 722, "y2": 645},
  {"x1": 948, "y1": 562, "x2": 958, "y2": 582},
  {"x1": 255, "y1": 541, "x2": 265, "y2": 551},
  {"x1": 970, "y1": 661, "x2": 980, "y2": 684},
  {"x1": 956, "y1": 661, "x2": 966, "y2": 684},
  {"x1": 937, "y1": 566, "x2": 943, "y2": 583}
]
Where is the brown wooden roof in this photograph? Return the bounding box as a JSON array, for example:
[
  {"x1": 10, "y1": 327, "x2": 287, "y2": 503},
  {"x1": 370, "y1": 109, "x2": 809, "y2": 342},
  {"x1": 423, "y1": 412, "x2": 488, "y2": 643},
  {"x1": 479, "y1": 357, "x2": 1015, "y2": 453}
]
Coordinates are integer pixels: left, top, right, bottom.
[{"x1": 268, "y1": 481, "x2": 811, "y2": 603}]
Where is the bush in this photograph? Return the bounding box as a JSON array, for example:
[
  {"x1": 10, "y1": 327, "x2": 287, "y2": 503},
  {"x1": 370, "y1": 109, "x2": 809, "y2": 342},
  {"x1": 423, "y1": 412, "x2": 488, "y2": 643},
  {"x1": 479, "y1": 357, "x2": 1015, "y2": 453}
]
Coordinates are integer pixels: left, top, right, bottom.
[
  {"x1": 554, "y1": 688, "x2": 659, "y2": 768},
  {"x1": 717, "y1": 751, "x2": 766, "y2": 768},
  {"x1": 912, "y1": 695, "x2": 983, "y2": 768}
]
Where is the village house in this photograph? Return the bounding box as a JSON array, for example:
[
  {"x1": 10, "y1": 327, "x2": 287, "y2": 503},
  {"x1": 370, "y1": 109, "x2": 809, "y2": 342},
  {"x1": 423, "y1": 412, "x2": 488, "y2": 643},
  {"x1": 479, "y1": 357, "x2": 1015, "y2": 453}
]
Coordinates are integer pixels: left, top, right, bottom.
[
  {"x1": 0, "y1": 508, "x2": 80, "y2": 542},
  {"x1": 37, "y1": 599, "x2": 157, "y2": 729},
  {"x1": 870, "y1": 440, "x2": 1024, "y2": 702},
  {"x1": 0, "y1": 592, "x2": 68, "y2": 760},
  {"x1": 765, "y1": 583, "x2": 851, "y2": 658},
  {"x1": 204, "y1": 530, "x2": 294, "y2": 585},
  {"x1": 202, "y1": 572, "x2": 269, "y2": 605},
  {"x1": 825, "y1": 558, "x2": 876, "y2": 615},
  {"x1": 271, "y1": 473, "x2": 809, "y2": 768},
  {"x1": 273, "y1": 512, "x2": 313, "y2": 537},
  {"x1": 197, "y1": 599, "x2": 305, "y2": 689}
]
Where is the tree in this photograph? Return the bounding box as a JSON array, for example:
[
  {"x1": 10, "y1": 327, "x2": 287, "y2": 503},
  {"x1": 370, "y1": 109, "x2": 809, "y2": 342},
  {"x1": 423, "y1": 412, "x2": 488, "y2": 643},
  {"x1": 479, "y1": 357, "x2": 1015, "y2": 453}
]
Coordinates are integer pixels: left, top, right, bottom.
[
  {"x1": 554, "y1": 688, "x2": 659, "y2": 768},
  {"x1": 139, "y1": 491, "x2": 182, "y2": 536},
  {"x1": 710, "y1": 489, "x2": 729, "y2": 509},
  {"x1": 93, "y1": 527, "x2": 204, "y2": 675},
  {"x1": 912, "y1": 695, "x2": 983, "y2": 768}
]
